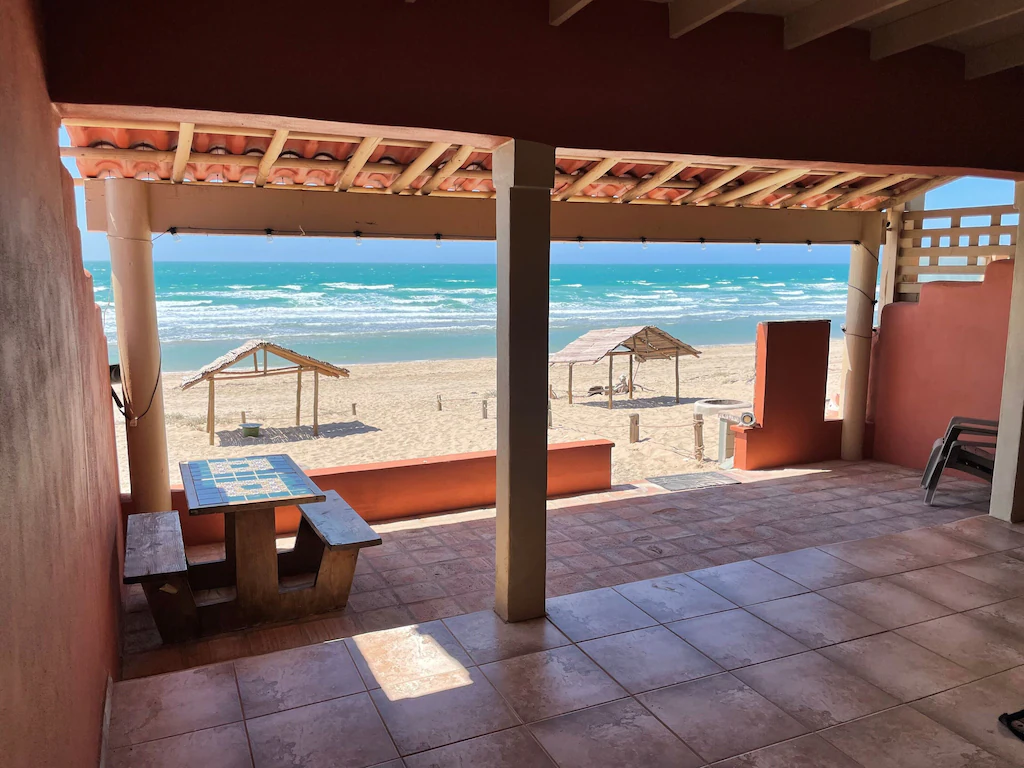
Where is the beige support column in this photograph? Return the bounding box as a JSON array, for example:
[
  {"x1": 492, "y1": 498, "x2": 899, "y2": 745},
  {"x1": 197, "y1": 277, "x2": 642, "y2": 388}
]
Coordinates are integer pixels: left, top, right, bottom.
[
  {"x1": 106, "y1": 179, "x2": 171, "y2": 513},
  {"x1": 878, "y1": 204, "x2": 904, "y2": 313},
  {"x1": 840, "y1": 217, "x2": 884, "y2": 460},
  {"x1": 493, "y1": 139, "x2": 554, "y2": 622},
  {"x1": 990, "y1": 181, "x2": 1024, "y2": 523}
]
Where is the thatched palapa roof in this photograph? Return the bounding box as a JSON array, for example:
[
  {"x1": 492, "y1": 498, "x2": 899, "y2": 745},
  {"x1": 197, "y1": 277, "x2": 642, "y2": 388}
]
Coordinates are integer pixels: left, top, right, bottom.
[
  {"x1": 180, "y1": 340, "x2": 349, "y2": 390},
  {"x1": 550, "y1": 326, "x2": 701, "y2": 365}
]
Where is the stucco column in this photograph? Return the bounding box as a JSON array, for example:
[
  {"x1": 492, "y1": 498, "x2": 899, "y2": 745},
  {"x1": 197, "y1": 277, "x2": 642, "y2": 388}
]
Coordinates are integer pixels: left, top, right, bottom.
[
  {"x1": 840, "y1": 217, "x2": 884, "y2": 460},
  {"x1": 106, "y1": 179, "x2": 171, "y2": 512},
  {"x1": 493, "y1": 140, "x2": 554, "y2": 622},
  {"x1": 991, "y1": 181, "x2": 1024, "y2": 523}
]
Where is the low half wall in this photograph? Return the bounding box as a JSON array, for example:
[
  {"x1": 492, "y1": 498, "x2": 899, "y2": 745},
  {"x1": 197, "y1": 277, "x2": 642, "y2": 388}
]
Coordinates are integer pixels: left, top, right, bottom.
[{"x1": 121, "y1": 439, "x2": 614, "y2": 546}]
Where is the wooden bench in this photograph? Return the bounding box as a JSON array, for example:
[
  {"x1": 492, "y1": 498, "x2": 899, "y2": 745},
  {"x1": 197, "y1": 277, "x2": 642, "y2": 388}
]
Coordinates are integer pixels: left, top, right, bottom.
[{"x1": 123, "y1": 511, "x2": 199, "y2": 643}]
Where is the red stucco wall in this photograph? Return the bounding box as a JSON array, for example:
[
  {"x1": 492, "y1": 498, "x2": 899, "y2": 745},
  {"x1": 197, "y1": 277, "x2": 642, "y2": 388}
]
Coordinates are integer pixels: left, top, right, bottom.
[
  {"x1": 869, "y1": 261, "x2": 1013, "y2": 469},
  {"x1": 0, "y1": 2, "x2": 124, "y2": 766},
  {"x1": 121, "y1": 440, "x2": 614, "y2": 546},
  {"x1": 733, "y1": 320, "x2": 843, "y2": 470}
]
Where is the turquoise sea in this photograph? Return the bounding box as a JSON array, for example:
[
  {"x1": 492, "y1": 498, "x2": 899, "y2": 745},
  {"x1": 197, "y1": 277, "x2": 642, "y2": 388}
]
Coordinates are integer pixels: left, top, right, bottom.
[{"x1": 85, "y1": 261, "x2": 849, "y2": 371}]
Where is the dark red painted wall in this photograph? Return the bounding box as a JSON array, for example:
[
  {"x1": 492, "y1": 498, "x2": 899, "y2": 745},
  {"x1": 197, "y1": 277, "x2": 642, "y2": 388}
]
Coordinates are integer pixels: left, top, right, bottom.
[{"x1": 41, "y1": 1, "x2": 1024, "y2": 174}]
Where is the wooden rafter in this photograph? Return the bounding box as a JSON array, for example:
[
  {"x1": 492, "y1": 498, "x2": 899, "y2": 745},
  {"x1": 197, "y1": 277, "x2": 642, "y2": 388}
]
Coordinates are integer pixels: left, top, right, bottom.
[
  {"x1": 881, "y1": 176, "x2": 957, "y2": 208},
  {"x1": 617, "y1": 161, "x2": 689, "y2": 203},
  {"x1": 871, "y1": 0, "x2": 1024, "y2": 60},
  {"x1": 744, "y1": 171, "x2": 810, "y2": 206},
  {"x1": 552, "y1": 157, "x2": 620, "y2": 202},
  {"x1": 782, "y1": 171, "x2": 862, "y2": 208},
  {"x1": 387, "y1": 141, "x2": 450, "y2": 194},
  {"x1": 255, "y1": 129, "x2": 289, "y2": 187},
  {"x1": 669, "y1": 0, "x2": 745, "y2": 39},
  {"x1": 171, "y1": 122, "x2": 194, "y2": 184},
  {"x1": 703, "y1": 168, "x2": 807, "y2": 207},
  {"x1": 419, "y1": 144, "x2": 476, "y2": 195},
  {"x1": 784, "y1": 0, "x2": 913, "y2": 50},
  {"x1": 825, "y1": 173, "x2": 915, "y2": 209},
  {"x1": 550, "y1": 0, "x2": 595, "y2": 25},
  {"x1": 966, "y1": 32, "x2": 1024, "y2": 79},
  {"x1": 334, "y1": 136, "x2": 382, "y2": 191},
  {"x1": 673, "y1": 165, "x2": 752, "y2": 205}
]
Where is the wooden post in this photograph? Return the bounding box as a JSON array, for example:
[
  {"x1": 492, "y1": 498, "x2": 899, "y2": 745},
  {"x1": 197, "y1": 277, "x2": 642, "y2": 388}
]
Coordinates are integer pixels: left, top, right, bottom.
[
  {"x1": 879, "y1": 204, "x2": 904, "y2": 313},
  {"x1": 547, "y1": 399, "x2": 552, "y2": 428},
  {"x1": 296, "y1": 369, "x2": 302, "y2": 426},
  {"x1": 253, "y1": 352, "x2": 258, "y2": 372},
  {"x1": 207, "y1": 378, "x2": 215, "y2": 446},
  {"x1": 313, "y1": 371, "x2": 319, "y2": 437},
  {"x1": 437, "y1": 394, "x2": 443, "y2": 411},
  {"x1": 693, "y1": 414, "x2": 705, "y2": 462},
  {"x1": 628, "y1": 354, "x2": 634, "y2": 399},
  {"x1": 482, "y1": 399, "x2": 488, "y2": 419},
  {"x1": 493, "y1": 139, "x2": 553, "y2": 623},
  {"x1": 241, "y1": 410, "x2": 245, "y2": 423},
  {"x1": 675, "y1": 353, "x2": 680, "y2": 404},
  {"x1": 992, "y1": 181, "x2": 1024, "y2": 523},
  {"x1": 629, "y1": 414, "x2": 639, "y2": 444},
  {"x1": 352, "y1": 403, "x2": 357, "y2": 416},
  {"x1": 608, "y1": 355, "x2": 614, "y2": 409},
  {"x1": 105, "y1": 179, "x2": 171, "y2": 513},
  {"x1": 841, "y1": 219, "x2": 884, "y2": 460},
  {"x1": 262, "y1": 348, "x2": 268, "y2": 373},
  {"x1": 568, "y1": 364, "x2": 574, "y2": 405}
]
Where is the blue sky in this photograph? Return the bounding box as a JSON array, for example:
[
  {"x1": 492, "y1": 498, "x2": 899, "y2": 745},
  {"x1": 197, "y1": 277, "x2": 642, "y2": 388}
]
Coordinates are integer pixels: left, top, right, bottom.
[{"x1": 62, "y1": 129, "x2": 1015, "y2": 265}]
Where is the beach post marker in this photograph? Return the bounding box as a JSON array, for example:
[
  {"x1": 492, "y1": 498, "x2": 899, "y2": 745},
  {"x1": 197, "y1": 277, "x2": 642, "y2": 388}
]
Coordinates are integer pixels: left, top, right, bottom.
[
  {"x1": 437, "y1": 394, "x2": 443, "y2": 411},
  {"x1": 547, "y1": 400, "x2": 552, "y2": 428},
  {"x1": 207, "y1": 379, "x2": 215, "y2": 446},
  {"x1": 675, "y1": 353, "x2": 680, "y2": 404},
  {"x1": 482, "y1": 399, "x2": 488, "y2": 419},
  {"x1": 693, "y1": 414, "x2": 705, "y2": 462},
  {"x1": 629, "y1": 414, "x2": 640, "y2": 444},
  {"x1": 352, "y1": 403, "x2": 357, "y2": 416},
  {"x1": 628, "y1": 355, "x2": 634, "y2": 399}
]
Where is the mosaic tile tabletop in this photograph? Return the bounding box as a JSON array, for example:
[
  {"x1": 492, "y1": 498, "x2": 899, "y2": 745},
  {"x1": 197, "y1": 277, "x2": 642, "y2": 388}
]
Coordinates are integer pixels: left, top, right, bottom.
[{"x1": 180, "y1": 455, "x2": 326, "y2": 515}]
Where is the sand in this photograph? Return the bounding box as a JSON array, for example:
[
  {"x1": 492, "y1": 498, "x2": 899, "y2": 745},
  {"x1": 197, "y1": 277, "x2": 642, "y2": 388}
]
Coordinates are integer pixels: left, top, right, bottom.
[{"x1": 115, "y1": 342, "x2": 844, "y2": 492}]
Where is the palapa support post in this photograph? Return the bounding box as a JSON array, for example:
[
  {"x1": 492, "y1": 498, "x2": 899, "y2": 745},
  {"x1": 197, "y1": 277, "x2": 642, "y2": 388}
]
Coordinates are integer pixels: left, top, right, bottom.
[
  {"x1": 675, "y1": 353, "x2": 680, "y2": 404},
  {"x1": 493, "y1": 138, "x2": 553, "y2": 623},
  {"x1": 437, "y1": 394, "x2": 442, "y2": 411},
  {"x1": 241, "y1": 410, "x2": 245, "y2": 423},
  {"x1": 207, "y1": 378, "x2": 215, "y2": 446},
  {"x1": 629, "y1": 414, "x2": 639, "y2": 444},
  {"x1": 568, "y1": 364, "x2": 573, "y2": 404},
  {"x1": 296, "y1": 368, "x2": 302, "y2": 427},
  {"x1": 693, "y1": 414, "x2": 705, "y2": 462},
  {"x1": 483, "y1": 399, "x2": 488, "y2": 419},
  {"x1": 628, "y1": 354, "x2": 634, "y2": 399},
  {"x1": 352, "y1": 403, "x2": 357, "y2": 416},
  {"x1": 262, "y1": 348, "x2": 268, "y2": 373},
  {"x1": 252, "y1": 352, "x2": 258, "y2": 372},
  {"x1": 608, "y1": 355, "x2": 614, "y2": 409},
  {"x1": 313, "y1": 371, "x2": 319, "y2": 437},
  {"x1": 547, "y1": 399, "x2": 552, "y2": 428}
]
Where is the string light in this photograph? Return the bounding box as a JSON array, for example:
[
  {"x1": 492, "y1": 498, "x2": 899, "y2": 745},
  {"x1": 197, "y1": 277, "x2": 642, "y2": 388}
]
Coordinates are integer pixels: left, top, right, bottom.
[
  {"x1": 170, "y1": 227, "x2": 181, "y2": 243},
  {"x1": 699, "y1": 237, "x2": 706, "y2": 251},
  {"x1": 755, "y1": 238, "x2": 762, "y2": 252},
  {"x1": 265, "y1": 228, "x2": 274, "y2": 243},
  {"x1": 641, "y1": 237, "x2": 649, "y2": 250},
  {"x1": 806, "y1": 239, "x2": 813, "y2": 252},
  {"x1": 435, "y1": 233, "x2": 442, "y2": 249},
  {"x1": 577, "y1": 236, "x2": 585, "y2": 250},
  {"x1": 354, "y1": 230, "x2": 363, "y2": 246}
]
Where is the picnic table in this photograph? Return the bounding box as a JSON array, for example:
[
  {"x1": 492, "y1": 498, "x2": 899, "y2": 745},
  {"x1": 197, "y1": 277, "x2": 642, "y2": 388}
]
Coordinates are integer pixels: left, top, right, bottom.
[{"x1": 124, "y1": 454, "x2": 381, "y2": 643}]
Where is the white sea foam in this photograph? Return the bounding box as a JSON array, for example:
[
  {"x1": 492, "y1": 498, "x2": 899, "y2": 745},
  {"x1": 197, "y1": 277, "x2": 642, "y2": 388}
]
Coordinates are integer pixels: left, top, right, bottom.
[
  {"x1": 679, "y1": 284, "x2": 711, "y2": 289},
  {"x1": 322, "y1": 282, "x2": 395, "y2": 290},
  {"x1": 757, "y1": 282, "x2": 786, "y2": 287}
]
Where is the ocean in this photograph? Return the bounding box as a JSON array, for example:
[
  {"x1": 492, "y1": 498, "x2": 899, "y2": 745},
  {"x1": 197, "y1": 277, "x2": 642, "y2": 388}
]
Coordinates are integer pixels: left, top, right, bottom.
[{"x1": 85, "y1": 261, "x2": 850, "y2": 371}]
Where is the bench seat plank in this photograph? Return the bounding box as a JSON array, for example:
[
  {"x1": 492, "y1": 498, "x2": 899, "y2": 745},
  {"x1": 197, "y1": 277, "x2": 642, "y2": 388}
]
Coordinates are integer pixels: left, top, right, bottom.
[
  {"x1": 124, "y1": 511, "x2": 189, "y2": 583},
  {"x1": 297, "y1": 491, "x2": 382, "y2": 551}
]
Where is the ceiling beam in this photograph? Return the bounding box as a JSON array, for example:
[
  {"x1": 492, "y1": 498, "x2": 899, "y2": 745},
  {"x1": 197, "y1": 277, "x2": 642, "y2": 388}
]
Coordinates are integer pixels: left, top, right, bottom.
[
  {"x1": 871, "y1": 0, "x2": 1024, "y2": 60},
  {"x1": 966, "y1": 32, "x2": 1024, "y2": 78},
  {"x1": 673, "y1": 165, "x2": 752, "y2": 204},
  {"x1": 170, "y1": 122, "x2": 194, "y2": 184},
  {"x1": 386, "y1": 141, "x2": 450, "y2": 194},
  {"x1": 552, "y1": 157, "x2": 620, "y2": 201},
  {"x1": 550, "y1": 0, "x2": 595, "y2": 26},
  {"x1": 702, "y1": 168, "x2": 807, "y2": 206},
  {"x1": 783, "y1": 171, "x2": 863, "y2": 208},
  {"x1": 334, "y1": 136, "x2": 382, "y2": 191},
  {"x1": 668, "y1": 0, "x2": 746, "y2": 39},
  {"x1": 784, "y1": 0, "x2": 913, "y2": 50},
  {"x1": 255, "y1": 129, "x2": 289, "y2": 187},
  {"x1": 825, "y1": 173, "x2": 915, "y2": 209},
  {"x1": 617, "y1": 161, "x2": 690, "y2": 203},
  {"x1": 419, "y1": 144, "x2": 476, "y2": 195},
  {"x1": 881, "y1": 176, "x2": 957, "y2": 208}
]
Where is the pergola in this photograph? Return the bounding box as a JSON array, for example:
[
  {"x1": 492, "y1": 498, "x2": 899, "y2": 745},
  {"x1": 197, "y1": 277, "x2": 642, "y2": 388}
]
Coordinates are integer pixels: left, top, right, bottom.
[
  {"x1": 550, "y1": 326, "x2": 701, "y2": 407},
  {"x1": 179, "y1": 340, "x2": 349, "y2": 444}
]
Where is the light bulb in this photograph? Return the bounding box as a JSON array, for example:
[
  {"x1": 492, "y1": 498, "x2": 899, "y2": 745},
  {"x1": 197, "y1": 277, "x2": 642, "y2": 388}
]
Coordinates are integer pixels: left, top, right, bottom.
[
  {"x1": 641, "y1": 237, "x2": 648, "y2": 250},
  {"x1": 577, "y1": 237, "x2": 584, "y2": 250},
  {"x1": 170, "y1": 227, "x2": 181, "y2": 242},
  {"x1": 755, "y1": 239, "x2": 762, "y2": 252},
  {"x1": 806, "y1": 240, "x2": 813, "y2": 252},
  {"x1": 354, "y1": 231, "x2": 363, "y2": 246},
  {"x1": 700, "y1": 238, "x2": 706, "y2": 251},
  {"x1": 265, "y1": 228, "x2": 274, "y2": 243},
  {"x1": 435, "y1": 233, "x2": 442, "y2": 249}
]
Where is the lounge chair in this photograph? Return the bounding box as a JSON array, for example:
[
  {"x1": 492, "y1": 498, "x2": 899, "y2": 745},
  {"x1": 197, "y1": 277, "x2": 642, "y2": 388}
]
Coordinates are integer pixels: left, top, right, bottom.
[{"x1": 922, "y1": 416, "x2": 998, "y2": 505}]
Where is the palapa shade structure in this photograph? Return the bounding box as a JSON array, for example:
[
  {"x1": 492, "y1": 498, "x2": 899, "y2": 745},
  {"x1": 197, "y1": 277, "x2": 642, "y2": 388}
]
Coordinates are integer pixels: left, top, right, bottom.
[
  {"x1": 180, "y1": 340, "x2": 349, "y2": 444},
  {"x1": 550, "y1": 326, "x2": 700, "y2": 408}
]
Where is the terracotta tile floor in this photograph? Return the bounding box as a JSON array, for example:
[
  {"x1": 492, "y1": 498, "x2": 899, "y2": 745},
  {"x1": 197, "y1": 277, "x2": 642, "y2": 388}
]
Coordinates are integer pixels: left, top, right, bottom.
[{"x1": 107, "y1": 462, "x2": 1024, "y2": 767}]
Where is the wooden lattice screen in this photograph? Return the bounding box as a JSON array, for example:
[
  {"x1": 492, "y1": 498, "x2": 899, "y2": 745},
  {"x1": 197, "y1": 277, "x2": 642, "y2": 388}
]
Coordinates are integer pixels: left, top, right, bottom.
[{"x1": 891, "y1": 204, "x2": 1017, "y2": 303}]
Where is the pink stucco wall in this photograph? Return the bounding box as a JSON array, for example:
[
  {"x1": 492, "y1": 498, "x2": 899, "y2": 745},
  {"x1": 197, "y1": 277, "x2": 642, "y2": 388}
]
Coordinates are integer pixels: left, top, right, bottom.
[{"x1": 0, "y1": 2, "x2": 124, "y2": 765}]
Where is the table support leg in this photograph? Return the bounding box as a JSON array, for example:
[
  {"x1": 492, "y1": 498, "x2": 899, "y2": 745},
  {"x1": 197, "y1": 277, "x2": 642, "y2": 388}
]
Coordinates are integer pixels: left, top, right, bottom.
[
  {"x1": 232, "y1": 508, "x2": 280, "y2": 624},
  {"x1": 143, "y1": 575, "x2": 199, "y2": 643}
]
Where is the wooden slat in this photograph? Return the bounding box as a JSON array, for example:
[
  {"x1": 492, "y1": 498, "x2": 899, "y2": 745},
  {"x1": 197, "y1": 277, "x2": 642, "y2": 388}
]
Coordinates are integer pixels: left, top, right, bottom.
[
  {"x1": 171, "y1": 122, "x2": 194, "y2": 184},
  {"x1": 881, "y1": 176, "x2": 957, "y2": 209},
  {"x1": 785, "y1": 0, "x2": 914, "y2": 49},
  {"x1": 745, "y1": 171, "x2": 810, "y2": 206},
  {"x1": 334, "y1": 136, "x2": 382, "y2": 191},
  {"x1": 900, "y1": 244, "x2": 1016, "y2": 259},
  {"x1": 618, "y1": 161, "x2": 690, "y2": 203},
  {"x1": 552, "y1": 157, "x2": 621, "y2": 202},
  {"x1": 419, "y1": 144, "x2": 476, "y2": 195},
  {"x1": 895, "y1": 283, "x2": 922, "y2": 294},
  {"x1": 903, "y1": 204, "x2": 1016, "y2": 222},
  {"x1": 387, "y1": 141, "x2": 450, "y2": 194},
  {"x1": 674, "y1": 165, "x2": 753, "y2": 204},
  {"x1": 255, "y1": 129, "x2": 289, "y2": 187},
  {"x1": 669, "y1": 0, "x2": 746, "y2": 38},
  {"x1": 898, "y1": 225, "x2": 1016, "y2": 241},
  {"x1": 298, "y1": 491, "x2": 383, "y2": 551},
  {"x1": 550, "y1": 0, "x2": 595, "y2": 25},
  {"x1": 782, "y1": 171, "x2": 862, "y2": 208},
  {"x1": 896, "y1": 264, "x2": 989, "y2": 275},
  {"x1": 703, "y1": 168, "x2": 807, "y2": 206},
  {"x1": 871, "y1": 0, "x2": 1024, "y2": 60},
  {"x1": 124, "y1": 511, "x2": 188, "y2": 583},
  {"x1": 826, "y1": 173, "x2": 915, "y2": 209},
  {"x1": 967, "y1": 32, "x2": 1024, "y2": 78}
]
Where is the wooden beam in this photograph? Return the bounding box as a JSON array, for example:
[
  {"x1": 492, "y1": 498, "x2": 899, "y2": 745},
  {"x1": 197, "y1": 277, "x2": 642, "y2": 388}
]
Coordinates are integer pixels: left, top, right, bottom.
[
  {"x1": 826, "y1": 173, "x2": 915, "y2": 209},
  {"x1": 171, "y1": 123, "x2": 194, "y2": 184},
  {"x1": 255, "y1": 129, "x2": 289, "y2": 187},
  {"x1": 783, "y1": 171, "x2": 862, "y2": 208},
  {"x1": 419, "y1": 144, "x2": 476, "y2": 195},
  {"x1": 745, "y1": 171, "x2": 809, "y2": 206},
  {"x1": 881, "y1": 176, "x2": 957, "y2": 208},
  {"x1": 871, "y1": 0, "x2": 1024, "y2": 60},
  {"x1": 967, "y1": 32, "x2": 1024, "y2": 79},
  {"x1": 674, "y1": 165, "x2": 752, "y2": 204},
  {"x1": 334, "y1": 136, "x2": 382, "y2": 191},
  {"x1": 618, "y1": 161, "x2": 689, "y2": 203},
  {"x1": 785, "y1": 0, "x2": 914, "y2": 50},
  {"x1": 669, "y1": 0, "x2": 746, "y2": 38},
  {"x1": 550, "y1": 0, "x2": 595, "y2": 25},
  {"x1": 296, "y1": 369, "x2": 302, "y2": 427},
  {"x1": 553, "y1": 157, "x2": 621, "y2": 202},
  {"x1": 387, "y1": 142, "x2": 450, "y2": 194},
  {"x1": 703, "y1": 168, "x2": 807, "y2": 207}
]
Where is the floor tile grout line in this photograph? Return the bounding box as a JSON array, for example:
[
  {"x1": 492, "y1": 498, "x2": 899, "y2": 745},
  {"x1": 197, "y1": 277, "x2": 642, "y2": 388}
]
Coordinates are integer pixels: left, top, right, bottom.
[{"x1": 230, "y1": 662, "x2": 258, "y2": 768}]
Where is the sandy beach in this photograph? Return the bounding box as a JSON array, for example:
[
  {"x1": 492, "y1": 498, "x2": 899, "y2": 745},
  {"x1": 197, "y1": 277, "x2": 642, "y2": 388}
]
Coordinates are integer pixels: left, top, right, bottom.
[{"x1": 115, "y1": 341, "x2": 843, "y2": 492}]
